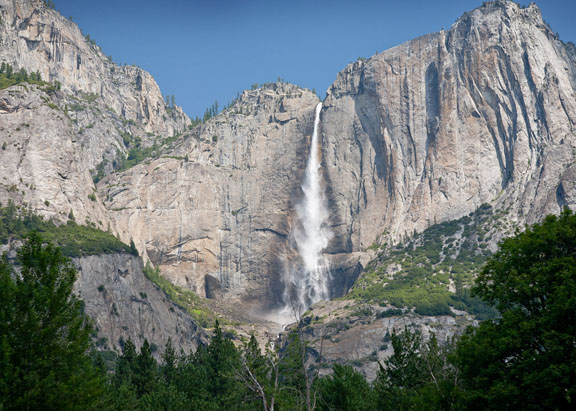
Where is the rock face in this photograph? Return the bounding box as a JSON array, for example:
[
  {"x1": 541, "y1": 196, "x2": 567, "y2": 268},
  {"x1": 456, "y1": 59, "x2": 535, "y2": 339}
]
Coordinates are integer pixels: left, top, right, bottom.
[
  {"x1": 284, "y1": 300, "x2": 476, "y2": 381},
  {"x1": 100, "y1": 83, "x2": 320, "y2": 308},
  {"x1": 2, "y1": 0, "x2": 576, "y2": 326},
  {"x1": 0, "y1": 0, "x2": 204, "y2": 351},
  {"x1": 0, "y1": 84, "x2": 111, "y2": 225},
  {"x1": 74, "y1": 253, "x2": 206, "y2": 355},
  {"x1": 0, "y1": 238, "x2": 205, "y2": 354},
  {"x1": 321, "y1": 1, "x2": 576, "y2": 256},
  {"x1": 0, "y1": 0, "x2": 190, "y2": 225},
  {"x1": 80, "y1": 1, "x2": 576, "y2": 309},
  {"x1": 0, "y1": 0, "x2": 188, "y2": 138}
]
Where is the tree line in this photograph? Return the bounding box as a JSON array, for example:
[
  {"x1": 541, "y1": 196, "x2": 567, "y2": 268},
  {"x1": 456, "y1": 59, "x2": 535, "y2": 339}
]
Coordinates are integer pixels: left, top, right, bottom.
[
  {"x1": 1, "y1": 210, "x2": 575, "y2": 409},
  {"x1": 0, "y1": 62, "x2": 61, "y2": 92}
]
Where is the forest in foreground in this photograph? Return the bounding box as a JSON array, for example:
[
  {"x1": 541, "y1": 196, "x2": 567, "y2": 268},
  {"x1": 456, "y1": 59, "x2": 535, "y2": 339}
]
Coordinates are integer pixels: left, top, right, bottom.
[{"x1": 1, "y1": 211, "x2": 575, "y2": 410}]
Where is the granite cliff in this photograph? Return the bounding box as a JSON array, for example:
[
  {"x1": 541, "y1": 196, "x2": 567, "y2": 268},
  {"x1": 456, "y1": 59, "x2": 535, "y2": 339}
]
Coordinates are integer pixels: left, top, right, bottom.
[
  {"x1": 322, "y1": 1, "x2": 576, "y2": 254},
  {"x1": 74, "y1": 253, "x2": 205, "y2": 355},
  {"x1": 101, "y1": 1, "x2": 576, "y2": 311},
  {"x1": 0, "y1": 0, "x2": 200, "y2": 353},
  {"x1": 300, "y1": 0, "x2": 576, "y2": 376},
  {"x1": 100, "y1": 83, "x2": 321, "y2": 310},
  {"x1": 1, "y1": 0, "x2": 576, "y2": 362},
  {"x1": 0, "y1": 0, "x2": 190, "y2": 226}
]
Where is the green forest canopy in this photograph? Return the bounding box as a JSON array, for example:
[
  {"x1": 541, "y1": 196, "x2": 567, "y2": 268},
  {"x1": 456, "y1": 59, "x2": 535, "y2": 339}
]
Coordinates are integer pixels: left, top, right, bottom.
[{"x1": 1, "y1": 210, "x2": 574, "y2": 409}]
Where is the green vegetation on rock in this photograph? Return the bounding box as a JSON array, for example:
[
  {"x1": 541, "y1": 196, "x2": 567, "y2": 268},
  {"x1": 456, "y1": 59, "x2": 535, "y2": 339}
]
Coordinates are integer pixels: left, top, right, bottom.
[
  {"x1": 92, "y1": 131, "x2": 186, "y2": 183},
  {"x1": 349, "y1": 204, "x2": 503, "y2": 319},
  {"x1": 0, "y1": 201, "x2": 135, "y2": 257},
  {"x1": 143, "y1": 263, "x2": 221, "y2": 328},
  {"x1": 0, "y1": 63, "x2": 59, "y2": 92}
]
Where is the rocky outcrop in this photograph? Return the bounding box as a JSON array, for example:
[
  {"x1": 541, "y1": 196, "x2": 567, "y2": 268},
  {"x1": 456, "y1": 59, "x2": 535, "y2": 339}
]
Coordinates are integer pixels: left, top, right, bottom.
[
  {"x1": 0, "y1": 0, "x2": 190, "y2": 226},
  {"x1": 0, "y1": 0, "x2": 189, "y2": 139},
  {"x1": 284, "y1": 300, "x2": 476, "y2": 381},
  {"x1": 321, "y1": 1, "x2": 576, "y2": 256},
  {"x1": 74, "y1": 253, "x2": 205, "y2": 355},
  {"x1": 100, "y1": 83, "x2": 319, "y2": 307},
  {"x1": 1, "y1": 238, "x2": 205, "y2": 355}
]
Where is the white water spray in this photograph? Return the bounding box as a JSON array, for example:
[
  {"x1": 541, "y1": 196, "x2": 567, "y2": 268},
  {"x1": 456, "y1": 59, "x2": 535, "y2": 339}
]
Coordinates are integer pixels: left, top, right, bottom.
[{"x1": 282, "y1": 102, "x2": 332, "y2": 317}]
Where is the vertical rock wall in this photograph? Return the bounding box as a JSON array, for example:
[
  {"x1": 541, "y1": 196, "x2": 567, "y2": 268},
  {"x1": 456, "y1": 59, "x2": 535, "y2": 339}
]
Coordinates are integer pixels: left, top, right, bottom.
[
  {"x1": 101, "y1": 84, "x2": 320, "y2": 307},
  {"x1": 321, "y1": 1, "x2": 576, "y2": 254}
]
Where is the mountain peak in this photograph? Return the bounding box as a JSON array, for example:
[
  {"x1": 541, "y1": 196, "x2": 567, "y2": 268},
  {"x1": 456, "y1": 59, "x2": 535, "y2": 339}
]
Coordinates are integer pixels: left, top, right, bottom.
[{"x1": 452, "y1": 0, "x2": 547, "y2": 37}]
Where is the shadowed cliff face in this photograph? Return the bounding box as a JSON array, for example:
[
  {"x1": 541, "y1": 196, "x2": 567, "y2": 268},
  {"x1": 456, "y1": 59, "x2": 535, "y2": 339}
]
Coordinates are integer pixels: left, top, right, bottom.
[
  {"x1": 321, "y1": 1, "x2": 576, "y2": 255},
  {"x1": 73, "y1": 254, "x2": 206, "y2": 355}
]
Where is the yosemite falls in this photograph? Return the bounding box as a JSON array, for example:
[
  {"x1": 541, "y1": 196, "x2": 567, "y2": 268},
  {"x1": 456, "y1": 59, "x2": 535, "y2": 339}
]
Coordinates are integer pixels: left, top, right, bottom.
[{"x1": 282, "y1": 103, "x2": 333, "y2": 317}]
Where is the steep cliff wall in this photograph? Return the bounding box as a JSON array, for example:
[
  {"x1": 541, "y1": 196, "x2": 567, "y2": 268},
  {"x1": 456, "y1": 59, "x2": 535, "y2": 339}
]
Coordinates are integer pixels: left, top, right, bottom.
[
  {"x1": 321, "y1": 1, "x2": 576, "y2": 255},
  {"x1": 0, "y1": 0, "x2": 190, "y2": 226},
  {"x1": 98, "y1": 1, "x2": 576, "y2": 308},
  {"x1": 0, "y1": 0, "x2": 189, "y2": 138},
  {"x1": 294, "y1": 2, "x2": 576, "y2": 372},
  {"x1": 100, "y1": 83, "x2": 319, "y2": 308},
  {"x1": 74, "y1": 253, "x2": 205, "y2": 354},
  {"x1": 2, "y1": 0, "x2": 576, "y2": 321}
]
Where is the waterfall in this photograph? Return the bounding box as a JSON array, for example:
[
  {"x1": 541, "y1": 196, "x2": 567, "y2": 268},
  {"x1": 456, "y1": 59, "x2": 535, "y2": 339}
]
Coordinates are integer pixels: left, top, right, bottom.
[{"x1": 282, "y1": 102, "x2": 332, "y2": 317}]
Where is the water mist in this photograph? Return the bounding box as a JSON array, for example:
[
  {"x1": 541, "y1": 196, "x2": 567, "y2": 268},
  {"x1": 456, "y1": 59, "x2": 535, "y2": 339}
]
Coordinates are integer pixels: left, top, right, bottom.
[{"x1": 281, "y1": 102, "x2": 332, "y2": 318}]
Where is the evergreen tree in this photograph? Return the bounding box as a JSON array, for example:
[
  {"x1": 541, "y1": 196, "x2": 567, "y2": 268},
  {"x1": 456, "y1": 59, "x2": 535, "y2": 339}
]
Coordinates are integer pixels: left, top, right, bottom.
[
  {"x1": 373, "y1": 329, "x2": 463, "y2": 410},
  {"x1": 161, "y1": 337, "x2": 178, "y2": 383},
  {"x1": 0, "y1": 233, "x2": 106, "y2": 409},
  {"x1": 133, "y1": 340, "x2": 158, "y2": 397},
  {"x1": 202, "y1": 101, "x2": 219, "y2": 122},
  {"x1": 173, "y1": 321, "x2": 247, "y2": 409},
  {"x1": 277, "y1": 328, "x2": 311, "y2": 410},
  {"x1": 139, "y1": 383, "x2": 189, "y2": 411},
  {"x1": 373, "y1": 328, "x2": 426, "y2": 410},
  {"x1": 315, "y1": 364, "x2": 376, "y2": 411},
  {"x1": 201, "y1": 321, "x2": 244, "y2": 406},
  {"x1": 239, "y1": 336, "x2": 279, "y2": 410},
  {"x1": 455, "y1": 209, "x2": 576, "y2": 409}
]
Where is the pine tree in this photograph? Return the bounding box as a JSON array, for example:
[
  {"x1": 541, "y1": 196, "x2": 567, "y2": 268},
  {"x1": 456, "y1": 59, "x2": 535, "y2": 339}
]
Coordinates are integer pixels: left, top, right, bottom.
[
  {"x1": 239, "y1": 336, "x2": 279, "y2": 410},
  {"x1": 315, "y1": 364, "x2": 376, "y2": 411},
  {"x1": 133, "y1": 340, "x2": 158, "y2": 397},
  {"x1": 0, "y1": 233, "x2": 106, "y2": 409},
  {"x1": 162, "y1": 337, "x2": 177, "y2": 383}
]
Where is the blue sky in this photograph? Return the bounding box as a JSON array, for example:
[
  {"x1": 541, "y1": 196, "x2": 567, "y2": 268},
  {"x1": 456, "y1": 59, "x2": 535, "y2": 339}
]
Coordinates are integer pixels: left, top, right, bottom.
[{"x1": 52, "y1": 0, "x2": 576, "y2": 118}]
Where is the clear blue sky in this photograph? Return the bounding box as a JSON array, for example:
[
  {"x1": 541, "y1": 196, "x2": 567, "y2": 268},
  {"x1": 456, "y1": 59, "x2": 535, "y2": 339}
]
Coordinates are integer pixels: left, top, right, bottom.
[{"x1": 52, "y1": 0, "x2": 576, "y2": 119}]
